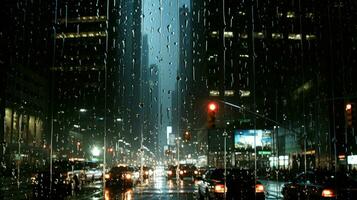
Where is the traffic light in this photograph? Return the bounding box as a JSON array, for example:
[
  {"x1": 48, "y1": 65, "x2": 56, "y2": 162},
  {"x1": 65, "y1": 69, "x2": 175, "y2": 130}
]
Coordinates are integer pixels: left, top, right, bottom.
[
  {"x1": 207, "y1": 102, "x2": 218, "y2": 128},
  {"x1": 183, "y1": 131, "x2": 191, "y2": 141},
  {"x1": 346, "y1": 103, "x2": 353, "y2": 127}
]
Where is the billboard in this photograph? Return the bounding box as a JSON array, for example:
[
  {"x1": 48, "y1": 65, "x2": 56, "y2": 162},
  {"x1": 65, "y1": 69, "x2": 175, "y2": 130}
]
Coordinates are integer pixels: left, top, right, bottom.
[{"x1": 234, "y1": 130, "x2": 272, "y2": 149}]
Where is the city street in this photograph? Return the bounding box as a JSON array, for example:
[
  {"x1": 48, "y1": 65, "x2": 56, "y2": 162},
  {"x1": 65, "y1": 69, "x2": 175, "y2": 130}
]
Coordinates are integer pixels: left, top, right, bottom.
[{"x1": 66, "y1": 173, "x2": 284, "y2": 200}]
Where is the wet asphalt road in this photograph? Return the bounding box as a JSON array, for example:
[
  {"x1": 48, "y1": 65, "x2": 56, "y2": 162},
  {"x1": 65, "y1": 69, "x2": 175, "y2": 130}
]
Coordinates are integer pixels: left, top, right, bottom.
[{"x1": 69, "y1": 174, "x2": 284, "y2": 200}]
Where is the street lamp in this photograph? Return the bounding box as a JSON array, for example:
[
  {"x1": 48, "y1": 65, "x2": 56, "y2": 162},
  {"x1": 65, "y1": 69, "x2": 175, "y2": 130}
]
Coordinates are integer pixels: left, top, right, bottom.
[{"x1": 223, "y1": 131, "x2": 228, "y2": 199}]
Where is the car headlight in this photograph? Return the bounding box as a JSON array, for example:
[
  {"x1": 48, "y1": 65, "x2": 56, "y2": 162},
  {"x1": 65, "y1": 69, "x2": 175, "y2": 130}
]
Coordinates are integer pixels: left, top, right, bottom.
[
  {"x1": 104, "y1": 174, "x2": 110, "y2": 179},
  {"x1": 125, "y1": 174, "x2": 132, "y2": 180}
]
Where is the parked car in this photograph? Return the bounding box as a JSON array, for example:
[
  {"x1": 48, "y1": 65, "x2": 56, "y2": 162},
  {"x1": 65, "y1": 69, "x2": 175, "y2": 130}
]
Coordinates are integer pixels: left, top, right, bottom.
[
  {"x1": 197, "y1": 168, "x2": 265, "y2": 200},
  {"x1": 105, "y1": 166, "x2": 138, "y2": 188},
  {"x1": 282, "y1": 171, "x2": 357, "y2": 200},
  {"x1": 84, "y1": 168, "x2": 103, "y2": 182}
]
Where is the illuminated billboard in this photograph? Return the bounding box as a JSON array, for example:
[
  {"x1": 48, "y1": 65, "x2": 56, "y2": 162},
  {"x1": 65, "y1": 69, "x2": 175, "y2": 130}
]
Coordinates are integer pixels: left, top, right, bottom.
[{"x1": 234, "y1": 130, "x2": 272, "y2": 149}]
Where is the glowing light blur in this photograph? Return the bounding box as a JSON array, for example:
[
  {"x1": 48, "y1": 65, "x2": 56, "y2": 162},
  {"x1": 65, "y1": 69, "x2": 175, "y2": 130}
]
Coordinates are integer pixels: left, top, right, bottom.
[{"x1": 91, "y1": 146, "x2": 101, "y2": 156}]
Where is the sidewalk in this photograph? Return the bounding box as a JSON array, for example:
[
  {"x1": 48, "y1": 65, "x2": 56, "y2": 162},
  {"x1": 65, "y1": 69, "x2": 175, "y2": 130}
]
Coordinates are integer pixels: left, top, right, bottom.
[{"x1": 0, "y1": 177, "x2": 32, "y2": 200}]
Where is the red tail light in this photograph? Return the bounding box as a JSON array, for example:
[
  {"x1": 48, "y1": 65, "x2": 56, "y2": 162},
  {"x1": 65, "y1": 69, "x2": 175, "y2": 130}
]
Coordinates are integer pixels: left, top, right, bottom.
[
  {"x1": 255, "y1": 184, "x2": 265, "y2": 193},
  {"x1": 321, "y1": 189, "x2": 336, "y2": 198},
  {"x1": 214, "y1": 184, "x2": 227, "y2": 193}
]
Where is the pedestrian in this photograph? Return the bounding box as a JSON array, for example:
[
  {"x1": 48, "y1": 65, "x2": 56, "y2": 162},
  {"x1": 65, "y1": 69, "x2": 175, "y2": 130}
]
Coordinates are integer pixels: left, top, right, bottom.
[{"x1": 73, "y1": 174, "x2": 80, "y2": 193}]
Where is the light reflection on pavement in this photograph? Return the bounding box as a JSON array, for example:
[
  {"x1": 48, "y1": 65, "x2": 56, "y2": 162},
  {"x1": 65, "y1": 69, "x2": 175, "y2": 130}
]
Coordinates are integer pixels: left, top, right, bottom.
[
  {"x1": 70, "y1": 173, "x2": 285, "y2": 200},
  {"x1": 260, "y1": 180, "x2": 285, "y2": 199}
]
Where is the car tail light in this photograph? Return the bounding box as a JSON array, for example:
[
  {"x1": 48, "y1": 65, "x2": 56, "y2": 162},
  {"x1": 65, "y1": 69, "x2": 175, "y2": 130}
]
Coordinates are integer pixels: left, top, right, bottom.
[
  {"x1": 167, "y1": 171, "x2": 173, "y2": 175},
  {"x1": 255, "y1": 184, "x2": 265, "y2": 193},
  {"x1": 214, "y1": 184, "x2": 227, "y2": 193},
  {"x1": 125, "y1": 174, "x2": 132, "y2": 180},
  {"x1": 321, "y1": 189, "x2": 336, "y2": 198},
  {"x1": 180, "y1": 170, "x2": 184, "y2": 175}
]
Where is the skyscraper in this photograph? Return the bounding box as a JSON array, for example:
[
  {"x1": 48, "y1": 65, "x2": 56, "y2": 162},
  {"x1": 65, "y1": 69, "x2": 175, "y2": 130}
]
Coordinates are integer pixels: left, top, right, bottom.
[
  {"x1": 52, "y1": 0, "x2": 142, "y2": 161},
  {"x1": 192, "y1": 0, "x2": 357, "y2": 169},
  {"x1": 1, "y1": 0, "x2": 51, "y2": 167}
]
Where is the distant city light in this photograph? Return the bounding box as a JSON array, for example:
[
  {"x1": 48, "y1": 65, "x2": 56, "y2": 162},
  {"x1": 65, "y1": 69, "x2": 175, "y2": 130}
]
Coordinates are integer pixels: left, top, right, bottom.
[
  {"x1": 346, "y1": 103, "x2": 352, "y2": 110},
  {"x1": 79, "y1": 108, "x2": 87, "y2": 112},
  {"x1": 91, "y1": 146, "x2": 101, "y2": 157}
]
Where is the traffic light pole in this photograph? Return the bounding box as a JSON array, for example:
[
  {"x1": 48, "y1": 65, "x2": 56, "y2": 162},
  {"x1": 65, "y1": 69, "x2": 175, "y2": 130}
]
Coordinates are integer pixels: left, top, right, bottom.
[{"x1": 176, "y1": 138, "x2": 180, "y2": 181}]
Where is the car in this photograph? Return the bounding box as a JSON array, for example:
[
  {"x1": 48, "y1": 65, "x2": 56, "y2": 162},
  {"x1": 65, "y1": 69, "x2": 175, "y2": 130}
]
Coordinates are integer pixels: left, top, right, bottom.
[
  {"x1": 105, "y1": 166, "x2": 137, "y2": 188},
  {"x1": 166, "y1": 164, "x2": 199, "y2": 180},
  {"x1": 142, "y1": 166, "x2": 154, "y2": 179},
  {"x1": 282, "y1": 170, "x2": 357, "y2": 200},
  {"x1": 197, "y1": 168, "x2": 265, "y2": 200},
  {"x1": 166, "y1": 165, "x2": 177, "y2": 179},
  {"x1": 178, "y1": 164, "x2": 198, "y2": 180},
  {"x1": 84, "y1": 168, "x2": 103, "y2": 182}
]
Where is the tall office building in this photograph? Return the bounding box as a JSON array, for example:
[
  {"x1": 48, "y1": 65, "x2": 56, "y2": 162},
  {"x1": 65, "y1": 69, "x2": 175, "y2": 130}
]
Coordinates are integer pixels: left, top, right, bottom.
[
  {"x1": 142, "y1": 35, "x2": 160, "y2": 157},
  {"x1": 1, "y1": 0, "x2": 51, "y2": 167},
  {"x1": 52, "y1": 0, "x2": 142, "y2": 161},
  {"x1": 192, "y1": 0, "x2": 357, "y2": 169}
]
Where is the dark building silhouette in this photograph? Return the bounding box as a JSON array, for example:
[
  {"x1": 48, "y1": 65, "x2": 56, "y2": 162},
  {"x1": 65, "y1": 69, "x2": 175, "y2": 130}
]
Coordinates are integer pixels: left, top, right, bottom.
[
  {"x1": 192, "y1": 0, "x2": 357, "y2": 169},
  {"x1": 52, "y1": 0, "x2": 142, "y2": 163},
  {"x1": 1, "y1": 0, "x2": 51, "y2": 167}
]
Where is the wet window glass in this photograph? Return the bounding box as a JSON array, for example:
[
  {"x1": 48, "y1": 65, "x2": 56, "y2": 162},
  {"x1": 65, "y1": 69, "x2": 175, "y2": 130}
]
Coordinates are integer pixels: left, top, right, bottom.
[{"x1": 1, "y1": 0, "x2": 357, "y2": 199}]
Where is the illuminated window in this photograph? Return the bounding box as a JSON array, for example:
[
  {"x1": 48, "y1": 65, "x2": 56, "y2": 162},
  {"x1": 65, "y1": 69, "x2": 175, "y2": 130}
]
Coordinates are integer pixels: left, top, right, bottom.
[
  {"x1": 210, "y1": 31, "x2": 219, "y2": 38},
  {"x1": 272, "y1": 33, "x2": 283, "y2": 39},
  {"x1": 59, "y1": 16, "x2": 107, "y2": 24},
  {"x1": 306, "y1": 34, "x2": 317, "y2": 40},
  {"x1": 224, "y1": 90, "x2": 235, "y2": 96},
  {"x1": 56, "y1": 31, "x2": 107, "y2": 39},
  {"x1": 288, "y1": 34, "x2": 301, "y2": 40},
  {"x1": 254, "y1": 32, "x2": 264, "y2": 39},
  {"x1": 209, "y1": 90, "x2": 220, "y2": 96},
  {"x1": 224, "y1": 31, "x2": 234, "y2": 38},
  {"x1": 287, "y1": 11, "x2": 295, "y2": 18}
]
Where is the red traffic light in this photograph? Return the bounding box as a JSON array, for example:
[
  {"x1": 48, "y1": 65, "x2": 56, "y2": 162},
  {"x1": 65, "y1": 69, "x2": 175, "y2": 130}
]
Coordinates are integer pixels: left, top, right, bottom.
[
  {"x1": 207, "y1": 102, "x2": 218, "y2": 128},
  {"x1": 346, "y1": 103, "x2": 353, "y2": 127},
  {"x1": 208, "y1": 102, "x2": 218, "y2": 112}
]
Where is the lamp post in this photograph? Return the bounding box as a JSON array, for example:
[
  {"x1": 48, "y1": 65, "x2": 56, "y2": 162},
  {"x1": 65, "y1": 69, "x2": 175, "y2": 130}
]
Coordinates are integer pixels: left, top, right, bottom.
[
  {"x1": 176, "y1": 137, "x2": 181, "y2": 181},
  {"x1": 223, "y1": 131, "x2": 228, "y2": 199}
]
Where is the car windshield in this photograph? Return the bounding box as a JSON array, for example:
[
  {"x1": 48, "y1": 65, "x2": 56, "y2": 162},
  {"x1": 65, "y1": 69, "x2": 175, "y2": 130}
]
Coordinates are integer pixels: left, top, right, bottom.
[{"x1": 2, "y1": 0, "x2": 357, "y2": 199}]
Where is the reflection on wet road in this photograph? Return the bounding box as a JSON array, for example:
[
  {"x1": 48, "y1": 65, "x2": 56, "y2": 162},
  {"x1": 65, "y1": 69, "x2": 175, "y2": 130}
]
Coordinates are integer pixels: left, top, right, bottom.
[
  {"x1": 69, "y1": 174, "x2": 284, "y2": 200},
  {"x1": 133, "y1": 177, "x2": 196, "y2": 200}
]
